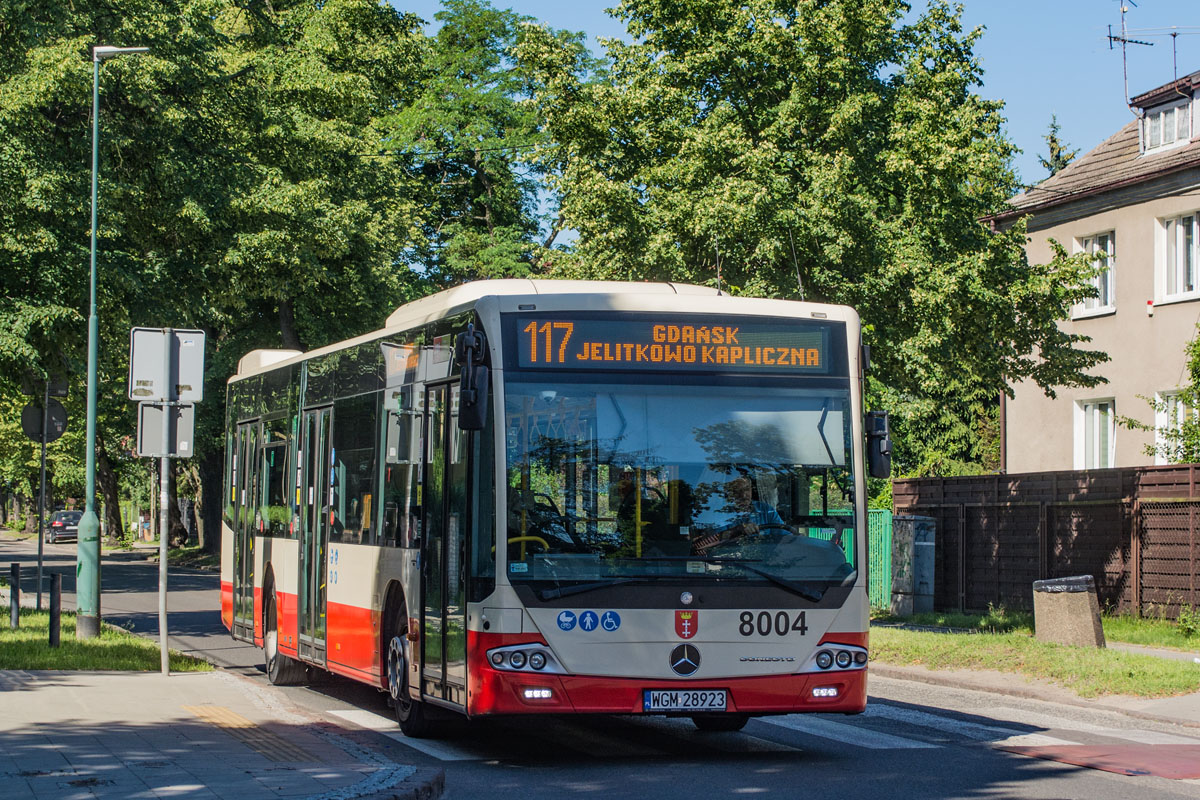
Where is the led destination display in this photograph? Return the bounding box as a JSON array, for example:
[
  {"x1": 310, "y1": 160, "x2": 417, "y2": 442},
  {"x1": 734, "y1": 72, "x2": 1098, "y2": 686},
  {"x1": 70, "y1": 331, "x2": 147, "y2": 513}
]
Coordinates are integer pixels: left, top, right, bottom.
[{"x1": 515, "y1": 316, "x2": 834, "y2": 374}]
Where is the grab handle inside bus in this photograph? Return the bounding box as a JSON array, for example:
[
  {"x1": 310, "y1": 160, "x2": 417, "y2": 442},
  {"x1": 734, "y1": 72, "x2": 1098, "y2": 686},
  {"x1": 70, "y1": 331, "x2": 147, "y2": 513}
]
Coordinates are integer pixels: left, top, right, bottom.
[
  {"x1": 456, "y1": 324, "x2": 490, "y2": 431},
  {"x1": 866, "y1": 410, "x2": 892, "y2": 479}
]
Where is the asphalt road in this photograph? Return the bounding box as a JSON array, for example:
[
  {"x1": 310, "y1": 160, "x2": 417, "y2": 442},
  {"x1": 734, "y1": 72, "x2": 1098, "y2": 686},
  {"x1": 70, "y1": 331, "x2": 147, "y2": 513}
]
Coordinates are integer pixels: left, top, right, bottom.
[{"x1": 6, "y1": 535, "x2": 1200, "y2": 799}]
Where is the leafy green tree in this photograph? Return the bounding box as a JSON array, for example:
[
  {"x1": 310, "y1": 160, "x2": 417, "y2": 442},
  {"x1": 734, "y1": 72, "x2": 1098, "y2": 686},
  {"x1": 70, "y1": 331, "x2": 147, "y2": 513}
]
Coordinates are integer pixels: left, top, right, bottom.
[
  {"x1": 519, "y1": 0, "x2": 1107, "y2": 472},
  {"x1": 1038, "y1": 114, "x2": 1079, "y2": 178},
  {"x1": 1122, "y1": 328, "x2": 1200, "y2": 463},
  {"x1": 0, "y1": 0, "x2": 429, "y2": 545},
  {"x1": 386, "y1": 0, "x2": 592, "y2": 284}
]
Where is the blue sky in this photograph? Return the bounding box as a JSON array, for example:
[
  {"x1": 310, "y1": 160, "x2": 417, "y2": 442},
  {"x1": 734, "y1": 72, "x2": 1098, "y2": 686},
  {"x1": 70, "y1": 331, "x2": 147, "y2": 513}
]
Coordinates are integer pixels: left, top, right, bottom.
[{"x1": 392, "y1": 0, "x2": 1200, "y2": 185}]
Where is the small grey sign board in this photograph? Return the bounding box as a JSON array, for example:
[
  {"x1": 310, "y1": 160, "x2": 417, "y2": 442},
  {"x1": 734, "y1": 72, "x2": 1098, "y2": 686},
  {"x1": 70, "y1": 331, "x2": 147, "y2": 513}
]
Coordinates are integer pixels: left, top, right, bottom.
[
  {"x1": 137, "y1": 403, "x2": 195, "y2": 458},
  {"x1": 21, "y1": 400, "x2": 67, "y2": 444},
  {"x1": 129, "y1": 328, "x2": 206, "y2": 403}
]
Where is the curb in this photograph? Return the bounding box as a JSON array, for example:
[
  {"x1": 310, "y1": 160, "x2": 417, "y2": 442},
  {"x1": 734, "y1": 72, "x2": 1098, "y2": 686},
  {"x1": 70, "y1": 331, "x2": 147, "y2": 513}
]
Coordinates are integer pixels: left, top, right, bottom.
[
  {"x1": 358, "y1": 767, "x2": 445, "y2": 800},
  {"x1": 870, "y1": 663, "x2": 1200, "y2": 730}
]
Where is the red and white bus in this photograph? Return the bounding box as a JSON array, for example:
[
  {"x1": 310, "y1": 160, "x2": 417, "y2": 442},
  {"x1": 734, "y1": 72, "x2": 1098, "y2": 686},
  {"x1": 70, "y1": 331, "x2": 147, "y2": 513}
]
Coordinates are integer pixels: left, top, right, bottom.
[{"x1": 221, "y1": 280, "x2": 890, "y2": 736}]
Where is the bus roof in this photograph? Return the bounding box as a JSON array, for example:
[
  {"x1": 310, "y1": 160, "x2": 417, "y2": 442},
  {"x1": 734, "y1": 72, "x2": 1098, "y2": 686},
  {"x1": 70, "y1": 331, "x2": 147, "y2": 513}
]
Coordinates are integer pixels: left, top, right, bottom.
[{"x1": 233, "y1": 279, "x2": 722, "y2": 381}]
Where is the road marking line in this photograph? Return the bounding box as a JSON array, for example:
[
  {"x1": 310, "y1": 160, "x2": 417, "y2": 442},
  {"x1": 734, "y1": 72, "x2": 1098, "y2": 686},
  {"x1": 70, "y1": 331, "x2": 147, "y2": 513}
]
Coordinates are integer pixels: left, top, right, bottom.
[
  {"x1": 185, "y1": 705, "x2": 314, "y2": 762},
  {"x1": 979, "y1": 706, "x2": 1200, "y2": 745},
  {"x1": 762, "y1": 715, "x2": 939, "y2": 749},
  {"x1": 992, "y1": 734, "x2": 1080, "y2": 747},
  {"x1": 865, "y1": 703, "x2": 1033, "y2": 741},
  {"x1": 326, "y1": 709, "x2": 482, "y2": 761}
]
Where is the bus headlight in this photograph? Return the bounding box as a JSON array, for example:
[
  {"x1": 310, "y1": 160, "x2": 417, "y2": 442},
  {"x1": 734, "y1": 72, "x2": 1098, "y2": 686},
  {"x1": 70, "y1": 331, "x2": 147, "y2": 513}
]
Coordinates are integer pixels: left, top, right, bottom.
[
  {"x1": 815, "y1": 650, "x2": 833, "y2": 669},
  {"x1": 509, "y1": 651, "x2": 527, "y2": 669},
  {"x1": 529, "y1": 652, "x2": 546, "y2": 670},
  {"x1": 835, "y1": 650, "x2": 852, "y2": 669}
]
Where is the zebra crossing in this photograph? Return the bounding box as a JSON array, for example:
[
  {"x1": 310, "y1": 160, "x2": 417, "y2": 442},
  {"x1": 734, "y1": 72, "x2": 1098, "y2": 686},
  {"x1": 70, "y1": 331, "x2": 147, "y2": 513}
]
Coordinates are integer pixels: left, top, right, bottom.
[{"x1": 326, "y1": 702, "x2": 1200, "y2": 763}]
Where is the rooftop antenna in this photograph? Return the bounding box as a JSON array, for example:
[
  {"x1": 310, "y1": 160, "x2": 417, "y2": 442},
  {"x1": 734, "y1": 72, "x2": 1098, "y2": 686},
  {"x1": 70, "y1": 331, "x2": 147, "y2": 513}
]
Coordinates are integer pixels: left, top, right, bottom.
[
  {"x1": 1108, "y1": 2, "x2": 1153, "y2": 116},
  {"x1": 714, "y1": 237, "x2": 722, "y2": 294},
  {"x1": 788, "y1": 229, "x2": 806, "y2": 301}
]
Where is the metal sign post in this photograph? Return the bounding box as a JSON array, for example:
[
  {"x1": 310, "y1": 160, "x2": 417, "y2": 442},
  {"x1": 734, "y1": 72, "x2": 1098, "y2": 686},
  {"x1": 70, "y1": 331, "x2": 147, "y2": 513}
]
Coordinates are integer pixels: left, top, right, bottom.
[
  {"x1": 20, "y1": 383, "x2": 68, "y2": 612},
  {"x1": 129, "y1": 327, "x2": 205, "y2": 675}
]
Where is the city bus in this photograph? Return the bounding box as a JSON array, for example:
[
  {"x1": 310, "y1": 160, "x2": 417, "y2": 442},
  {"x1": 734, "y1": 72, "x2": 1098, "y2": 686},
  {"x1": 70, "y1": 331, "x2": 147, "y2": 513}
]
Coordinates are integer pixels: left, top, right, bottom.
[{"x1": 221, "y1": 279, "x2": 890, "y2": 737}]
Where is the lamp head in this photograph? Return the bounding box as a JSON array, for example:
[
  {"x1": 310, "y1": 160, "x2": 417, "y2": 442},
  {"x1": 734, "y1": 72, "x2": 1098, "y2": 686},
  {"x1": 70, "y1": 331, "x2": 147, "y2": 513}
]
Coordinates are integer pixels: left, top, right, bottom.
[{"x1": 93, "y1": 46, "x2": 149, "y2": 62}]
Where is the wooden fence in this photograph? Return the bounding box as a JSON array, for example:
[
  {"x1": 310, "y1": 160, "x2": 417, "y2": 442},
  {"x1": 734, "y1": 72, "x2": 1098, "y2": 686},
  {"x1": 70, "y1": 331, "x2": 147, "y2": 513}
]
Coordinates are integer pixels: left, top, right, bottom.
[{"x1": 892, "y1": 465, "x2": 1200, "y2": 619}]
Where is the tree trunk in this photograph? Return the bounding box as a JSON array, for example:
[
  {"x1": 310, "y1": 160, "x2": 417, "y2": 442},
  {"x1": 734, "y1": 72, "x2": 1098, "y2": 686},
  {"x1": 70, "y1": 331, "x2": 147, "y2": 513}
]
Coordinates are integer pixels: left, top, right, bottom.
[
  {"x1": 279, "y1": 298, "x2": 304, "y2": 351},
  {"x1": 96, "y1": 438, "x2": 123, "y2": 544},
  {"x1": 168, "y1": 460, "x2": 189, "y2": 548},
  {"x1": 197, "y1": 450, "x2": 224, "y2": 555}
]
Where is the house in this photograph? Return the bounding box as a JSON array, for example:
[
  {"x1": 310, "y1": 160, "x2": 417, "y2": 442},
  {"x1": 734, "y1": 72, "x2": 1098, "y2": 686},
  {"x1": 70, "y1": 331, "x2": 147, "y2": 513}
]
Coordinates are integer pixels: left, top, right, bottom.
[{"x1": 992, "y1": 70, "x2": 1200, "y2": 472}]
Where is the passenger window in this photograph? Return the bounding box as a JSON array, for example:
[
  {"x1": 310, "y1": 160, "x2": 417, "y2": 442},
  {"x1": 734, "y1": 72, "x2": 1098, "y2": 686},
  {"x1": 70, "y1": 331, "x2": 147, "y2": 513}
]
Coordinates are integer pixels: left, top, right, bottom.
[{"x1": 330, "y1": 393, "x2": 380, "y2": 545}]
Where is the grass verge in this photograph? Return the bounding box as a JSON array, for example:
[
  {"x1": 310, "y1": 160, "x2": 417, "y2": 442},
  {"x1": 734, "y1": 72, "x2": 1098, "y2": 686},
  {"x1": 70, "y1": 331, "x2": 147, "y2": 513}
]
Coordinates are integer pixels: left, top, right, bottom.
[
  {"x1": 870, "y1": 626, "x2": 1200, "y2": 698},
  {"x1": 873, "y1": 607, "x2": 1200, "y2": 651},
  {"x1": 0, "y1": 606, "x2": 211, "y2": 672},
  {"x1": 162, "y1": 543, "x2": 219, "y2": 570}
]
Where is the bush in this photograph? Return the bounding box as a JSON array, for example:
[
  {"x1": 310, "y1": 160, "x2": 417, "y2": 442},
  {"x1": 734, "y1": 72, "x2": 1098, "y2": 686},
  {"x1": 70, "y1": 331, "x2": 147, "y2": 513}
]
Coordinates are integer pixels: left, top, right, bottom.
[{"x1": 1177, "y1": 604, "x2": 1200, "y2": 638}]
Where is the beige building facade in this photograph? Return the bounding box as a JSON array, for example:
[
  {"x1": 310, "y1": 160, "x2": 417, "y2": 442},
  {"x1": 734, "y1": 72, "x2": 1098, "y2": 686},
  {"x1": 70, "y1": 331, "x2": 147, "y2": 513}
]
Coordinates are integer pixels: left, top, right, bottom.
[{"x1": 996, "y1": 71, "x2": 1200, "y2": 473}]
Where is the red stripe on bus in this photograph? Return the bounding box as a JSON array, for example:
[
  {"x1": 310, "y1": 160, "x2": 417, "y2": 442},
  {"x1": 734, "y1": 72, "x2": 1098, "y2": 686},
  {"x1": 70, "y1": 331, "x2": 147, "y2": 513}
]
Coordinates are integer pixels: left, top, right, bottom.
[
  {"x1": 220, "y1": 581, "x2": 233, "y2": 630},
  {"x1": 464, "y1": 630, "x2": 866, "y2": 717},
  {"x1": 327, "y1": 600, "x2": 382, "y2": 676}
]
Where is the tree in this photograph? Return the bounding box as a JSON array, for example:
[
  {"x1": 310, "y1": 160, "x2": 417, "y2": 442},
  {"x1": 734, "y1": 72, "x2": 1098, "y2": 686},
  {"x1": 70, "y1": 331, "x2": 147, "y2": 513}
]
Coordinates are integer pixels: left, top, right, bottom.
[
  {"x1": 0, "y1": 0, "x2": 430, "y2": 546},
  {"x1": 385, "y1": 0, "x2": 592, "y2": 284},
  {"x1": 1038, "y1": 114, "x2": 1078, "y2": 178},
  {"x1": 519, "y1": 0, "x2": 1107, "y2": 472},
  {"x1": 1121, "y1": 328, "x2": 1200, "y2": 463}
]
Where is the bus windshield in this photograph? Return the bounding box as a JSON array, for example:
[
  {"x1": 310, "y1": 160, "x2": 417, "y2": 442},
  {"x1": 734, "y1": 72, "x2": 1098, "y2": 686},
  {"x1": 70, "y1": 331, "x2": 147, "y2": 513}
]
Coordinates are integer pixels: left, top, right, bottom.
[{"x1": 504, "y1": 377, "x2": 857, "y2": 596}]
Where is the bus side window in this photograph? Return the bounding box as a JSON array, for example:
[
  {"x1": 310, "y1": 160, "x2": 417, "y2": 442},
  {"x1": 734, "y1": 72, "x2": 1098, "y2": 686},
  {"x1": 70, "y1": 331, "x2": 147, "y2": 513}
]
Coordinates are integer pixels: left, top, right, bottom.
[{"x1": 330, "y1": 393, "x2": 380, "y2": 545}]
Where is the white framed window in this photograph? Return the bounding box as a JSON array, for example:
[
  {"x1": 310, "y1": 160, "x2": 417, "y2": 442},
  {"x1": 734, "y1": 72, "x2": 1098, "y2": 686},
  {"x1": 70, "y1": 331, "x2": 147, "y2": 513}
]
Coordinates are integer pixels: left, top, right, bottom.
[
  {"x1": 1160, "y1": 213, "x2": 1199, "y2": 300},
  {"x1": 1075, "y1": 399, "x2": 1115, "y2": 469},
  {"x1": 1154, "y1": 391, "x2": 1196, "y2": 465},
  {"x1": 1077, "y1": 232, "x2": 1115, "y2": 315},
  {"x1": 1142, "y1": 100, "x2": 1191, "y2": 154}
]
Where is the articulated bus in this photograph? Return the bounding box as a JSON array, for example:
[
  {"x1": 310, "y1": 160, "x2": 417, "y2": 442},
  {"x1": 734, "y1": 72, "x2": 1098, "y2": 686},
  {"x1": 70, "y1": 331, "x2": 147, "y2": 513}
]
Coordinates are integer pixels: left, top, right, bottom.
[{"x1": 221, "y1": 279, "x2": 891, "y2": 736}]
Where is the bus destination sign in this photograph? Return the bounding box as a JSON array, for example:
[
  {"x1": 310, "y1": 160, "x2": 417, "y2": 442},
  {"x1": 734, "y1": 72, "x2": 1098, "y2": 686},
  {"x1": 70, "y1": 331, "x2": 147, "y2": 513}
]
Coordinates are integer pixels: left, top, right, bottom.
[{"x1": 516, "y1": 317, "x2": 831, "y2": 374}]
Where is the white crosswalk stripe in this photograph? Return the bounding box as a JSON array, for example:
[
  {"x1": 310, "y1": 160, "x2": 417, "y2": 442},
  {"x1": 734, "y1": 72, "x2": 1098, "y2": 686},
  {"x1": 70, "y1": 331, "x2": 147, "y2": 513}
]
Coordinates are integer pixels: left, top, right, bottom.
[
  {"x1": 327, "y1": 709, "x2": 484, "y2": 761},
  {"x1": 761, "y1": 714, "x2": 939, "y2": 749},
  {"x1": 977, "y1": 706, "x2": 1200, "y2": 745}
]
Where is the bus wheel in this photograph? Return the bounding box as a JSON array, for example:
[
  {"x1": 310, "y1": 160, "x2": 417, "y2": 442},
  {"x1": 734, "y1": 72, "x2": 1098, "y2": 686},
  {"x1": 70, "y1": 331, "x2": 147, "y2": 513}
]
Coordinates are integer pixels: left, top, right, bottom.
[
  {"x1": 691, "y1": 713, "x2": 750, "y2": 733},
  {"x1": 387, "y1": 633, "x2": 435, "y2": 738},
  {"x1": 264, "y1": 592, "x2": 307, "y2": 686}
]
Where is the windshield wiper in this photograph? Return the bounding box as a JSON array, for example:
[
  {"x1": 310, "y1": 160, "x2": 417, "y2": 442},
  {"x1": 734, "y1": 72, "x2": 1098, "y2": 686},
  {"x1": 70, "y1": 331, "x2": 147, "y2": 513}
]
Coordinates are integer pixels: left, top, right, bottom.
[
  {"x1": 538, "y1": 577, "x2": 640, "y2": 601},
  {"x1": 736, "y1": 564, "x2": 826, "y2": 603}
]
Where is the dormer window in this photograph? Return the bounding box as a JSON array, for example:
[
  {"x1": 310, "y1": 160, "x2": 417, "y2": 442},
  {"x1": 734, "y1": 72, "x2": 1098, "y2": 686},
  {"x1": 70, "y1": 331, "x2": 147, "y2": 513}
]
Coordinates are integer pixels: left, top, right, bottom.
[{"x1": 1142, "y1": 99, "x2": 1192, "y2": 154}]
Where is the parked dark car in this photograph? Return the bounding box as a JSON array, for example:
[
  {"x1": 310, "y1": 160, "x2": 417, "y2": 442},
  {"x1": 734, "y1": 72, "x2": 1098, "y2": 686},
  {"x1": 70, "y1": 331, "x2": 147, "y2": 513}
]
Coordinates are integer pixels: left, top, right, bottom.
[{"x1": 46, "y1": 511, "x2": 82, "y2": 543}]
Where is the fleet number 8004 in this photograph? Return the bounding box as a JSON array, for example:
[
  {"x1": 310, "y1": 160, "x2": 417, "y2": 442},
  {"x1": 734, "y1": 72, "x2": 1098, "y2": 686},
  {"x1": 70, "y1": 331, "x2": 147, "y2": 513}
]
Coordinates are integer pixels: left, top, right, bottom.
[{"x1": 739, "y1": 610, "x2": 809, "y2": 637}]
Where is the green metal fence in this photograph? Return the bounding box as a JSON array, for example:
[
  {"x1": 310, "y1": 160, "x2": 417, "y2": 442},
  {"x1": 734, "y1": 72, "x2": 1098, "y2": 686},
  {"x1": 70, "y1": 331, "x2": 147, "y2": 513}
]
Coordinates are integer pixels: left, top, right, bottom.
[{"x1": 804, "y1": 508, "x2": 892, "y2": 608}]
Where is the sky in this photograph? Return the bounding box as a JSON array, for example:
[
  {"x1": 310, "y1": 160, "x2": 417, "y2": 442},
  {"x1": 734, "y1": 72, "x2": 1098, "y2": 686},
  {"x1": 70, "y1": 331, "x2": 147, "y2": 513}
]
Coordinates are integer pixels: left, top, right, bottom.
[{"x1": 391, "y1": 0, "x2": 1200, "y2": 186}]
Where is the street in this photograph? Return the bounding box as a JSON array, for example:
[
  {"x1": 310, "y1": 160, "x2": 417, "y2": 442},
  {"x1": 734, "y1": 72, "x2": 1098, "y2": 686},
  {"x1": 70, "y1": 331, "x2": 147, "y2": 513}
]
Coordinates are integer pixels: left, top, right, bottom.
[{"x1": 5, "y1": 535, "x2": 1200, "y2": 799}]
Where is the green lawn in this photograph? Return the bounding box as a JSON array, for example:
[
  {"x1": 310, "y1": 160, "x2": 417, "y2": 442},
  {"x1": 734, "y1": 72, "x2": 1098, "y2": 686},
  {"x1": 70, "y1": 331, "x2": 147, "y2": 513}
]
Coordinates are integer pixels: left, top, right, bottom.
[
  {"x1": 0, "y1": 606, "x2": 211, "y2": 672},
  {"x1": 869, "y1": 625, "x2": 1200, "y2": 698},
  {"x1": 873, "y1": 607, "x2": 1200, "y2": 651}
]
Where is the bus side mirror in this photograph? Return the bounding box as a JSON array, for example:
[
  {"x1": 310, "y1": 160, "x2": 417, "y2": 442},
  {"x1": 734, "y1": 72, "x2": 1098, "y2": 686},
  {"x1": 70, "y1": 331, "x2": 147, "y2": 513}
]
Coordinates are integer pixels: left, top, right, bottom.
[
  {"x1": 455, "y1": 325, "x2": 489, "y2": 431},
  {"x1": 866, "y1": 411, "x2": 892, "y2": 479}
]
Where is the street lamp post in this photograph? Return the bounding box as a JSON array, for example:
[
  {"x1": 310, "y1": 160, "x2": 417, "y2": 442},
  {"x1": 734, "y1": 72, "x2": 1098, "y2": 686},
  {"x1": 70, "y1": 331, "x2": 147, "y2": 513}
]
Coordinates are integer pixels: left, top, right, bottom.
[{"x1": 77, "y1": 44, "x2": 148, "y2": 640}]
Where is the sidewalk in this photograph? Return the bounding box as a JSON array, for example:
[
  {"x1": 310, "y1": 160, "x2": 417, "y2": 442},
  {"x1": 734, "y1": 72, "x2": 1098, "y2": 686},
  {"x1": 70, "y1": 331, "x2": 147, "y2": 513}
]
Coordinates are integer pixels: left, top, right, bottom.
[{"x1": 0, "y1": 670, "x2": 443, "y2": 800}]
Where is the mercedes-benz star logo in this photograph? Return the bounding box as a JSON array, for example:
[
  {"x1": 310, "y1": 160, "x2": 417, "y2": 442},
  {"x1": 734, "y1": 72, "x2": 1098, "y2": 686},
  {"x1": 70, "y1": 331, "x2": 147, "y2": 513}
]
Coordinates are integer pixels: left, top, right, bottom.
[{"x1": 669, "y1": 644, "x2": 700, "y2": 676}]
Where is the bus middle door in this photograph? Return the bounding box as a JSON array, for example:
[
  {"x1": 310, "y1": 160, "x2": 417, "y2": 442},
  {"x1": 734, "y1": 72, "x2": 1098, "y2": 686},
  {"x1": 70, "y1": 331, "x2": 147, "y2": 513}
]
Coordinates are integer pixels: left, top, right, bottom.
[
  {"x1": 232, "y1": 421, "x2": 258, "y2": 642},
  {"x1": 420, "y1": 382, "x2": 468, "y2": 708},
  {"x1": 299, "y1": 406, "x2": 331, "y2": 666}
]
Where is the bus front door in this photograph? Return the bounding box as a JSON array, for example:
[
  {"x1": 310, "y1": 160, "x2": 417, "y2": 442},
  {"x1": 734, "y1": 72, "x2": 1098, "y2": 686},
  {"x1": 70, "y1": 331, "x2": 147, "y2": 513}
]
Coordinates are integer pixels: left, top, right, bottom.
[
  {"x1": 421, "y1": 383, "x2": 468, "y2": 707},
  {"x1": 232, "y1": 422, "x2": 258, "y2": 641},
  {"x1": 299, "y1": 407, "x2": 331, "y2": 666}
]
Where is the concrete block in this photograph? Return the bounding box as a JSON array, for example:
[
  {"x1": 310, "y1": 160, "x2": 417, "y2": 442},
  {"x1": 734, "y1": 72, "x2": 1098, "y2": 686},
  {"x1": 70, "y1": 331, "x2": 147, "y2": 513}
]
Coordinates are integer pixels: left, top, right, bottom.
[{"x1": 1032, "y1": 575, "x2": 1106, "y2": 648}]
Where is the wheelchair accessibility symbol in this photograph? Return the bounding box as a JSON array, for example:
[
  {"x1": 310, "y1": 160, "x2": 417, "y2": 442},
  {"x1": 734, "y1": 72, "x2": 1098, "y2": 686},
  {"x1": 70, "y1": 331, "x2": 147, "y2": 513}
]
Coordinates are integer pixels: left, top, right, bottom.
[{"x1": 600, "y1": 611, "x2": 621, "y2": 632}]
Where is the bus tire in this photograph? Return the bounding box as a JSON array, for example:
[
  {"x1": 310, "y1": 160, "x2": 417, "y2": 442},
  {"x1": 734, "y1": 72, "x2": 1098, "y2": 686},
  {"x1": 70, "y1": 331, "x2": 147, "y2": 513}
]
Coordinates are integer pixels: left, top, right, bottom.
[
  {"x1": 386, "y1": 628, "x2": 436, "y2": 738},
  {"x1": 691, "y1": 713, "x2": 750, "y2": 733},
  {"x1": 264, "y1": 590, "x2": 307, "y2": 686}
]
